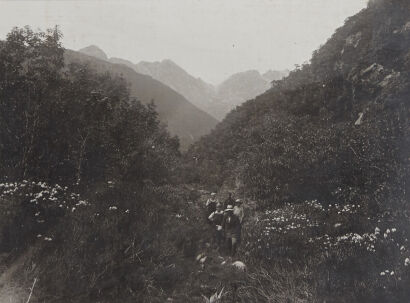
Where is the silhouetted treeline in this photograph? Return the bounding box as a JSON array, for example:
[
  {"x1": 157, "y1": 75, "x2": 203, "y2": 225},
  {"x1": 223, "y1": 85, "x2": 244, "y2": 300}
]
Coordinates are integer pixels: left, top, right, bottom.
[
  {"x1": 0, "y1": 27, "x2": 190, "y2": 302},
  {"x1": 0, "y1": 26, "x2": 180, "y2": 187}
]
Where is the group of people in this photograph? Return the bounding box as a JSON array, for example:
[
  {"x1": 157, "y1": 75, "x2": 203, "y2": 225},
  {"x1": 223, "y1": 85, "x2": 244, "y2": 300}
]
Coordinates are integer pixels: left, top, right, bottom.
[{"x1": 205, "y1": 192, "x2": 244, "y2": 256}]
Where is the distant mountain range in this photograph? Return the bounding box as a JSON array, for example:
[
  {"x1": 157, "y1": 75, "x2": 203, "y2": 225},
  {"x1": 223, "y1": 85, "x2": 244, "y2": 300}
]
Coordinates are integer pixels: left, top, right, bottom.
[
  {"x1": 68, "y1": 48, "x2": 218, "y2": 150},
  {"x1": 79, "y1": 45, "x2": 289, "y2": 120}
]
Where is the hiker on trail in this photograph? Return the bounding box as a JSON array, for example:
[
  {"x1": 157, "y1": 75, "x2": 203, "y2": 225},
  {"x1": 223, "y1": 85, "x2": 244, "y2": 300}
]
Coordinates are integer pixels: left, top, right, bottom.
[
  {"x1": 208, "y1": 203, "x2": 225, "y2": 247},
  {"x1": 223, "y1": 192, "x2": 235, "y2": 210},
  {"x1": 222, "y1": 205, "x2": 241, "y2": 256},
  {"x1": 233, "y1": 199, "x2": 244, "y2": 223},
  {"x1": 205, "y1": 193, "x2": 218, "y2": 222}
]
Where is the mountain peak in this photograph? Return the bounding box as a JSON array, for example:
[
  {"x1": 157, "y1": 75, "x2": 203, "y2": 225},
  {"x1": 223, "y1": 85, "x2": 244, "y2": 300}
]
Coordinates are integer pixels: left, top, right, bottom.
[
  {"x1": 78, "y1": 45, "x2": 108, "y2": 61},
  {"x1": 235, "y1": 69, "x2": 261, "y2": 76},
  {"x1": 263, "y1": 69, "x2": 290, "y2": 82},
  {"x1": 221, "y1": 70, "x2": 264, "y2": 85},
  {"x1": 161, "y1": 58, "x2": 178, "y2": 66},
  {"x1": 159, "y1": 59, "x2": 188, "y2": 74}
]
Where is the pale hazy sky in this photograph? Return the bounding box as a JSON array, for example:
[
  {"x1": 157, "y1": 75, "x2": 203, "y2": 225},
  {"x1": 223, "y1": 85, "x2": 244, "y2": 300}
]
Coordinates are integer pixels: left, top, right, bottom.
[{"x1": 0, "y1": 0, "x2": 368, "y2": 84}]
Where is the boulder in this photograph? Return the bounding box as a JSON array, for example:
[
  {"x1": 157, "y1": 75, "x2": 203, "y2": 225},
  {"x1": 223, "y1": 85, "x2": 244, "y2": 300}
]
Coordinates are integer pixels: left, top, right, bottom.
[{"x1": 231, "y1": 261, "x2": 246, "y2": 271}]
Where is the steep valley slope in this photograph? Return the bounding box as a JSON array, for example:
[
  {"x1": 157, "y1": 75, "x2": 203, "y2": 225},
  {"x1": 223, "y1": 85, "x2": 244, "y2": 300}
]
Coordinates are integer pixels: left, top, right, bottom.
[{"x1": 67, "y1": 49, "x2": 218, "y2": 150}]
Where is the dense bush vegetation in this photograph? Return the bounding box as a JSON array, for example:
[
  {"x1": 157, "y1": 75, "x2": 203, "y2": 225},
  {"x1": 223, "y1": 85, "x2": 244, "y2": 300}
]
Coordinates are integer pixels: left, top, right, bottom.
[
  {"x1": 184, "y1": 0, "x2": 410, "y2": 301},
  {"x1": 0, "y1": 26, "x2": 180, "y2": 185},
  {"x1": 0, "y1": 27, "x2": 193, "y2": 302}
]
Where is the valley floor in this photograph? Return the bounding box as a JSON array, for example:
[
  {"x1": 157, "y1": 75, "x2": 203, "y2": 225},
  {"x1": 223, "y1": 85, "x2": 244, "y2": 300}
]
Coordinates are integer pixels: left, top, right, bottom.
[{"x1": 1, "y1": 185, "x2": 409, "y2": 302}]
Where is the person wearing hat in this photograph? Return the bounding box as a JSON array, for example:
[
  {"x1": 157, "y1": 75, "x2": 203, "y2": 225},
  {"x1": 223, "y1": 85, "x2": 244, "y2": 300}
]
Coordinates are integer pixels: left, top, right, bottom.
[
  {"x1": 205, "y1": 193, "x2": 218, "y2": 223},
  {"x1": 223, "y1": 192, "x2": 235, "y2": 210},
  {"x1": 222, "y1": 204, "x2": 241, "y2": 256},
  {"x1": 208, "y1": 203, "x2": 224, "y2": 247}
]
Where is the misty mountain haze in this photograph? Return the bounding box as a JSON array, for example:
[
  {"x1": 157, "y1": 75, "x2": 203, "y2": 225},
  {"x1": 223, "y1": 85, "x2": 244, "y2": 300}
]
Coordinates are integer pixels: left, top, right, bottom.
[
  {"x1": 79, "y1": 45, "x2": 289, "y2": 120},
  {"x1": 134, "y1": 59, "x2": 219, "y2": 117},
  {"x1": 74, "y1": 46, "x2": 218, "y2": 149},
  {"x1": 78, "y1": 44, "x2": 109, "y2": 61}
]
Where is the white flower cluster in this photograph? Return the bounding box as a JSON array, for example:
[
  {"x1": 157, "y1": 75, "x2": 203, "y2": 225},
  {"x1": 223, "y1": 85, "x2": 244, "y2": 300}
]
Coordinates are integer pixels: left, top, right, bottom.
[
  {"x1": 308, "y1": 232, "x2": 378, "y2": 252},
  {"x1": 262, "y1": 203, "x2": 321, "y2": 236},
  {"x1": 0, "y1": 180, "x2": 89, "y2": 215},
  {"x1": 253, "y1": 198, "x2": 410, "y2": 282},
  {"x1": 306, "y1": 199, "x2": 324, "y2": 211},
  {"x1": 380, "y1": 270, "x2": 395, "y2": 276},
  {"x1": 36, "y1": 234, "x2": 53, "y2": 241},
  {"x1": 257, "y1": 199, "x2": 408, "y2": 258}
]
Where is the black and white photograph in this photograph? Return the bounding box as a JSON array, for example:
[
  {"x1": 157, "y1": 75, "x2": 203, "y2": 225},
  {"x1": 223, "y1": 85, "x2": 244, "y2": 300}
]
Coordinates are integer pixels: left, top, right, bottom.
[{"x1": 0, "y1": 0, "x2": 409, "y2": 302}]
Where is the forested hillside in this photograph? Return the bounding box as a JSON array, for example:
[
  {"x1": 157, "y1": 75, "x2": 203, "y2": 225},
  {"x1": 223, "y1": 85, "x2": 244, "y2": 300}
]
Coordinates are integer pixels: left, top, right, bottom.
[
  {"x1": 0, "y1": 27, "x2": 181, "y2": 185},
  {"x1": 184, "y1": 1, "x2": 410, "y2": 300},
  {"x1": 189, "y1": 0, "x2": 409, "y2": 204}
]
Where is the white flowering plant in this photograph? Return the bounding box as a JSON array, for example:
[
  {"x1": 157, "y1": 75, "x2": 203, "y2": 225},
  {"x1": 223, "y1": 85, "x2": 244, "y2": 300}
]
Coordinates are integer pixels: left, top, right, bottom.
[
  {"x1": 240, "y1": 193, "x2": 410, "y2": 301},
  {"x1": 0, "y1": 180, "x2": 89, "y2": 251}
]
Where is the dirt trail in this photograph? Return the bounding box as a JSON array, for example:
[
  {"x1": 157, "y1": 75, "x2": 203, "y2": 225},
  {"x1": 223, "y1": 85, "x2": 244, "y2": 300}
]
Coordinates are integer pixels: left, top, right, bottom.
[
  {"x1": 0, "y1": 247, "x2": 34, "y2": 303},
  {"x1": 183, "y1": 189, "x2": 248, "y2": 302}
]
